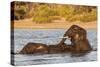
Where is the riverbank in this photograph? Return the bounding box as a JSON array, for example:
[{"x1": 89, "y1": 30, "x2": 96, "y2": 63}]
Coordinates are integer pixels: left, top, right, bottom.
[{"x1": 12, "y1": 18, "x2": 97, "y2": 29}]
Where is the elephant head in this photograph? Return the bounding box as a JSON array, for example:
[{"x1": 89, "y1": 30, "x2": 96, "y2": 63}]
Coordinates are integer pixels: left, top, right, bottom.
[
  {"x1": 60, "y1": 25, "x2": 86, "y2": 44},
  {"x1": 59, "y1": 25, "x2": 92, "y2": 53}
]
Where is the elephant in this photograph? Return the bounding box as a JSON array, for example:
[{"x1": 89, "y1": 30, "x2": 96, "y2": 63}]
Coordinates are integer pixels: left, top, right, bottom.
[
  {"x1": 47, "y1": 45, "x2": 62, "y2": 54},
  {"x1": 48, "y1": 44, "x2": 67, "y2": 54},
  {"x1": 59, "y1": 25, "x2": 92, "y2": 53},
  {"x1": 19, "y1": 42, "x2": 48, "y2": 54},
  {"x1": 19, "y1": 43, "x2": 69, "y2": 54},
  {"x1": 48, "y1": 42, "x2": 74, "y2": 54},
  {"x1": 19, "y1": 25, "x2": 92, "y2": 54}
]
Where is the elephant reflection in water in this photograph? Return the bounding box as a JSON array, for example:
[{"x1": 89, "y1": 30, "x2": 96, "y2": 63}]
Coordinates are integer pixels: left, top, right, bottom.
[{"x1": 19, "y1": 25, "x2": 92, "y2": 54}]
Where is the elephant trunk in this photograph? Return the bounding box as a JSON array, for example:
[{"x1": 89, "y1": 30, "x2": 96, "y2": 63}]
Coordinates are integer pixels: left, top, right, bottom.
[{"x1": 59, "y1": 30, "x2": 70, "y2": 45}]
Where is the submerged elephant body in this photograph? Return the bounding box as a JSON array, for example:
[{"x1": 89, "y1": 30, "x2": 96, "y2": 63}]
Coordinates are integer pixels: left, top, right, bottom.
[
  {"x1": 19, "y1": 25, "x2": 92, "y2": 54},
  {"x1": 48, "y1": 43, "x2": 70, "y2": 54},
  {"x1": 48, "y1": 45, "x2": 63, "y2": 54},
  {"x1": 19, "y1": 43, "x2": 72, "y2": 54},
  {"x1": 19, "y1": 43, "x2": 48, "y2": 54}
]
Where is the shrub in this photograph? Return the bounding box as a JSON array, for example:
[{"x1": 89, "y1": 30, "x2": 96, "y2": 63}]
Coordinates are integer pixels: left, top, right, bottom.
[
  {"x1": 65, "y1": 8, "x2": 97, "y2": 22},
  {"x1": 32, "y1": 4, "x2": 97, "y2": 23},
  {"x1": 57, "y1": 6, "x2": 74, "y2": 17},
  {"x1": 33, "y1": 16, "x2": 52, "y2": 23},
  {"x1": 80, "y1": 9, "x2": 97, "y2": 22},
  {"x1": 33, "y1": 5, "x2": 59, "y2": 23},
  {"x1": 15, "y1": 6, "x2": 27, "y2": 19}
]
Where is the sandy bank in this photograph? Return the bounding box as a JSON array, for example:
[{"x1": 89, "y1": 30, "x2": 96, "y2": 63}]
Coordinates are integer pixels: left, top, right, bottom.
[{"x1": 12, "y1": 18, "x2": 97, "y2": 29}]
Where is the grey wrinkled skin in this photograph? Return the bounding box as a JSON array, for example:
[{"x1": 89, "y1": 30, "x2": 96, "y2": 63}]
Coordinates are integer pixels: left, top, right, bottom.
[
  {"x1": 19, "y1": 43, "x2": 49, "y2": 54},
  {"x1": 59, "y1": 25, "x2": 92, "y2": 53},
  {"x1": 19, "y1": 25, "x2": 92, "y2": 54}
]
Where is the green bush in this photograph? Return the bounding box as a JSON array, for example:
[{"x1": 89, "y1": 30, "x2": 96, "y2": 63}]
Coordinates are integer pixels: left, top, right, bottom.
[
  {"x1": 14, "y1": 2, "x2": 97, "y2": 22},
  {"x1": 15, "y1": 6, "x2": 27, "y2": 19},
  {"x1": 65, "y1": 8, "x2": 97, "y2": 22},
  {"x1": 33, "y1": 5, "x2": 59, "y2": 23},
  {"x1": 33, "y1": 16, "x2": 52, "y2": 23},
  {"x1": 16, "y1": 6, "x2": 26, "y2": 15},
  {"x1": 57, "y1": 6, "x2": 74, "y2": 17},
  {"x1": 80, "y1": 9, "x2": 97, "y2": 22},
  {"x1": 32, "y1": 4, "x2": 97, "y2": 23}
]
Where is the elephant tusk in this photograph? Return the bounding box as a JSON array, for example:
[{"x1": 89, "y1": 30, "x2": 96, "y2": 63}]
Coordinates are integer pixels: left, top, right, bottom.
[{"x1": 58, "y1": 36, "x2": 70, "y2": 39}]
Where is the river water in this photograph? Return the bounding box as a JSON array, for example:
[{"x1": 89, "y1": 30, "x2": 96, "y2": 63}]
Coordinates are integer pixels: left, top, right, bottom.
[{"x1": 11, "y1": 29, "x2": 97, "y2": 66}]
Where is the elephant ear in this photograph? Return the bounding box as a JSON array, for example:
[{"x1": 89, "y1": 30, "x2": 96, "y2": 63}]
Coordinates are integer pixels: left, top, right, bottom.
[
  {"x1": 80, "y1": 31, "x2": 87, "y2": 40},
  {"x1": 74, "y1": 33, "x2": 84, "y2": 41}
]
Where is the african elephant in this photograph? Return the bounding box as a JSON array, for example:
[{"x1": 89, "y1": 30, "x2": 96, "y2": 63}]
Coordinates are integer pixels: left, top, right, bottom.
[
  {"x1": 19, "y1": 25, "x2": 92, "y2": 54},
  {"x1": 19, "y1": 42, "x2": 48, "y2": 54},
  {"x1": 59, "y1": 25, "x2": 92, "y2": 53},
  {"x1": 48, "y1": 43, "x2": 68, "y2": 54}
]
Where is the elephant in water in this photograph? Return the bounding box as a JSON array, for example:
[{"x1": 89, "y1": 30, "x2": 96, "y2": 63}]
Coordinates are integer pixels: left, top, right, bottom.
[
  {"x1": 19, "y1": 43, "x2": 48, "y2": 54},
  {"x1": 19, "y1": 25, "x2": 92, "y2": 54},
  {"x1": 59, "y1": 25, "x2": 92, "y2": 53}
]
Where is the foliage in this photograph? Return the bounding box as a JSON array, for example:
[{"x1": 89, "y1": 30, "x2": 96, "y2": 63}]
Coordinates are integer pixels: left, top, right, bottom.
[
  {"x1": 16, "y1": 6, "x2": 26, "y2": 15},
  {"x1": 80, "y1": 9, "x2": 97, "y2": 22},
  {"x1": 65, "y1": 7, "x2": 97, "y2": 22},
  {"x1": 33, "y1": 5, "x2": 59, "y2": 23},
  {"x1": 12, "y1": 2, "x2": 97, "y2": 23}
]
